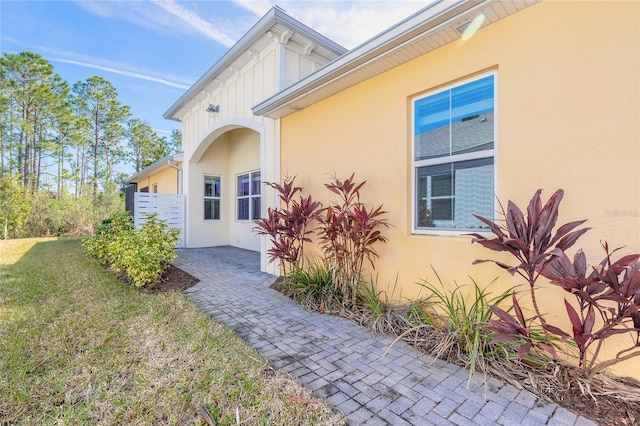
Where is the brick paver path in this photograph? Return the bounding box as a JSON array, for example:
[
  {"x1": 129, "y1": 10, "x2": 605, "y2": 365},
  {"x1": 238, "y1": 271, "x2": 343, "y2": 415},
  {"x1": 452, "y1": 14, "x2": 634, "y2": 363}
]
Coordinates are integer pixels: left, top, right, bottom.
[{"x1": 175, "y1": 246, "x2": 595, "y2": 425}]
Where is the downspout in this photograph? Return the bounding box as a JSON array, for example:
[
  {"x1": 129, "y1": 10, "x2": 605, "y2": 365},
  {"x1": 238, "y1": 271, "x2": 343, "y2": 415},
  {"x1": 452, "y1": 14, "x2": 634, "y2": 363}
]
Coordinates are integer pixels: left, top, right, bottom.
[{"x1": 167, "y1": 156, "x2": 183, "y2": 194}]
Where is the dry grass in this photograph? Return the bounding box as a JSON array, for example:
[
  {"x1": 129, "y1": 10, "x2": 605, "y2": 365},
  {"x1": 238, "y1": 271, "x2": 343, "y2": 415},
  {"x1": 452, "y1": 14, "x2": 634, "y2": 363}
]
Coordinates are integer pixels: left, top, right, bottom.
[{"x1": 0, "y1": 237, "x2": 344, "y2": 425}]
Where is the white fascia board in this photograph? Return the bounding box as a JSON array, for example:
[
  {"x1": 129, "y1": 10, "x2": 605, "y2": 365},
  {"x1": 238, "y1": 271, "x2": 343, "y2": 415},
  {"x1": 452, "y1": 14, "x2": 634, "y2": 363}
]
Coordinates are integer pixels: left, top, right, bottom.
[
  {"x1": 253, "y1": 0, "x2": 486, "y2": 118},
  {"x1": 163, "y1": 7, "x2": 346, "y2": 121},
  {"x1": 127, "y1": 153, "x2": 184, "y2": 183}
]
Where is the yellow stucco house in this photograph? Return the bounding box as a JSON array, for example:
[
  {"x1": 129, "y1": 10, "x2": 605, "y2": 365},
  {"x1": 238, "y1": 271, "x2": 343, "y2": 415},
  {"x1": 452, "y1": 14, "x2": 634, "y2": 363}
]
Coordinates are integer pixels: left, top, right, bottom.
[
  {"x1": 254, "y1": 0, "x2": 640, "y2": 289},
  {"x1": 132, "y1": 0, "x2": 639, "y2": 367}
]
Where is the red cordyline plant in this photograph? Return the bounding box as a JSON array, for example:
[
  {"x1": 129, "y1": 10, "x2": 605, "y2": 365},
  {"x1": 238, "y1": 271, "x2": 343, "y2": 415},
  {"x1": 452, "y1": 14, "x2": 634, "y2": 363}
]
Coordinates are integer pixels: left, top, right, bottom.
[
  {"x1": 315, "y1": 173, "x2": 390, "y2": 305},
  {"x1": 472, "y1": 189, "x2": 640, "y2": 378},
  {"x1": 471, "y1": 189, "x2": 590, "y2": 330},
  {"x1": 541, "y1": 244, "x2": 640, "y2": 377},
  {"x1": 253, "y1": 176, "x2": 320, "y2": 275}
]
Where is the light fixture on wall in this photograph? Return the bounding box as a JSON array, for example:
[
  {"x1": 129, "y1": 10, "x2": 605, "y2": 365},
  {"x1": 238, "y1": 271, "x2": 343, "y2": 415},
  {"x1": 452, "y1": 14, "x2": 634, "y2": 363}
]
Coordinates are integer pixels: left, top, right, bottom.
[
  {"x1": 456, "y1": 13, "x2": 486, "y2": 41},
  {"x1": 206, "y1": 104, "x2": 220, "y2": 114}
]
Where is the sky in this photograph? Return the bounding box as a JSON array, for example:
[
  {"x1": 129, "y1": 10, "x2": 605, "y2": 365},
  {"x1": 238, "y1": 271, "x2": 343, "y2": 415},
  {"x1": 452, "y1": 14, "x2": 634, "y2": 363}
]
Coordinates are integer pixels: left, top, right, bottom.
[{"x1": 1, "y1": 0, "x2": 429, "y2": 142}]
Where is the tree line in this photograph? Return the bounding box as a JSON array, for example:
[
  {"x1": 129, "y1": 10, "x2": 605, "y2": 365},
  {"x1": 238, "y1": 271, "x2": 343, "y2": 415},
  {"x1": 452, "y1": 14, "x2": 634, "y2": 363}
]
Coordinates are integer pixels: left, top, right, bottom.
[{"x1": 0, "y1": 51, "x2": 182, "y2": 238}]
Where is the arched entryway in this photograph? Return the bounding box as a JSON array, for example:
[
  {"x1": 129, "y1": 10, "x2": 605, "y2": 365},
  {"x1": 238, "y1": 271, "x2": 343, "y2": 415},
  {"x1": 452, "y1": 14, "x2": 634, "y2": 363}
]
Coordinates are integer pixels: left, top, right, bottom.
[{"x1": 184, "y1": 119, "x2": 264, "y2": 254}]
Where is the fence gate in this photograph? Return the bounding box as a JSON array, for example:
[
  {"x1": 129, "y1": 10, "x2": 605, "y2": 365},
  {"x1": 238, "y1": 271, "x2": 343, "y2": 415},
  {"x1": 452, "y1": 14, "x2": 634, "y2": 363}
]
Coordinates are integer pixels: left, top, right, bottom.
[{"x1": 134, "y1": 193, "x2": 184, "y2": 248}]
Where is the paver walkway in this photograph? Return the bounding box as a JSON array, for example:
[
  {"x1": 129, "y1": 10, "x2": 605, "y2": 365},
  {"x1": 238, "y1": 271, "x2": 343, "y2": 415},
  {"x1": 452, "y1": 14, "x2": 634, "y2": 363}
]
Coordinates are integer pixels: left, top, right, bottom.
[{"x1": 175, "y1": 246, "x2": 595, "y2": 426}]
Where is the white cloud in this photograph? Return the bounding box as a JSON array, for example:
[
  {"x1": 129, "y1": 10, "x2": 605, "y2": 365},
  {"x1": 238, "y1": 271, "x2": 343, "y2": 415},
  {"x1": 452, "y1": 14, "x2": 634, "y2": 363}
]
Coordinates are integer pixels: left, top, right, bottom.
[
  {"x1": 233, "y1": 0, "x2": 274, "y2": 17},
  {"x1": 288, "y1": 1, "x2": 428, "y2": 49},
  {"x1": 54, "y1": 57, "x2": 192, "y2": 89},
  {"x1": 74, "y1": 0, "x2": 236, "y2": 47},
  {"x1": 42, "y1": 48, "x2": 194, "y2": 89},
  {"x1": 74, "y1": 1, "x2": 429, "y2": 51},
  {"x1": 231, "y1": 1, "x2": 427, "y2": 49},
  {"x1": 74, "y1": 1, "x2": 175, "y2": 34},
  {"x1": 149, "y1": 0, "x2": 236, "y2": 47}
]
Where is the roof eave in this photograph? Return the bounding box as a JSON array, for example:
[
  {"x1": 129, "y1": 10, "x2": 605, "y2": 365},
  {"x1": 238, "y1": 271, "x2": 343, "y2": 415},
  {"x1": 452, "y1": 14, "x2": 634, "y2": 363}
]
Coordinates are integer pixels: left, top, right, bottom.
[
  {"x1": 127, "y1": 153, "x2": 184, "y2": 183},
  {"x1": 253, "y1": 0, "x2": 489, "y2": 119}
]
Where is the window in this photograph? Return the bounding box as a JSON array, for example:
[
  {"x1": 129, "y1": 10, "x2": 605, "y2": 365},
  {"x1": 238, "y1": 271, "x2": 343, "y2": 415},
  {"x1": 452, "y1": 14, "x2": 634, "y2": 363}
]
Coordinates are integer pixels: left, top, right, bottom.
[
  {"x1": 152, "y1": 184, "x2": 158, "y2": 193},
  {"x1": 237, "y1": 171, "x2": 260, "y2": 220},
  {"x1": 413, "y1": 74, "x2": 495, "y2": 230},
  {"x1": 204, "y1": 175, "x2": 221, "y2": 220}
]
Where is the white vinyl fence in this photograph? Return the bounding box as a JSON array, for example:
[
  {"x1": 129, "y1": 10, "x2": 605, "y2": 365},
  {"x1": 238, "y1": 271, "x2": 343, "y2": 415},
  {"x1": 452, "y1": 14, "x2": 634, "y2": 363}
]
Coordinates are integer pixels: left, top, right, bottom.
[{"x1": 134, "y1": 193, "x2": 184, "y2": 247}]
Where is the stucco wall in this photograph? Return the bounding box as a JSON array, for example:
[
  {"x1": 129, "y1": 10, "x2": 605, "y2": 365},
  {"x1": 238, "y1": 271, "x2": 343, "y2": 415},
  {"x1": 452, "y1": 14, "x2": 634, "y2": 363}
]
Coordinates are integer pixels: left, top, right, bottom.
[{"x1": 279, "y1": 1, "x2": 639, "y2": 376}]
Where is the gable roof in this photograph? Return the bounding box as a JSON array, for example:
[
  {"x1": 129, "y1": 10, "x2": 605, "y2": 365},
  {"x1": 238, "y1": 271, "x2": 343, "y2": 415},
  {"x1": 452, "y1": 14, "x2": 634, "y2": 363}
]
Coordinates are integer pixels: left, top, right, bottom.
[
  {"x1": 163, "y1": 6, "x2": 347, "y2": 121},
  {"x1": 253, "y1": 0, "x2": 538, "y2": 119},
  {"x1": 127, "y1": 153, "x2": 184, "y2": 184}
]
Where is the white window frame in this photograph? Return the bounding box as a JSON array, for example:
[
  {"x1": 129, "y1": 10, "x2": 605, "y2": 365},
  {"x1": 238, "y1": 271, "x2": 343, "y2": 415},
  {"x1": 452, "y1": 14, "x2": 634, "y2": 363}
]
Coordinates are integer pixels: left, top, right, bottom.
[
  {"x1": 204, "y1": 174, "x2": 221, "y2": 221},
  {"x1": 411, "y1": 71, "x2": 498, "y2": 235},
  {"x1": 236, "y1": 170, "x2": 261, "y2": 221}
]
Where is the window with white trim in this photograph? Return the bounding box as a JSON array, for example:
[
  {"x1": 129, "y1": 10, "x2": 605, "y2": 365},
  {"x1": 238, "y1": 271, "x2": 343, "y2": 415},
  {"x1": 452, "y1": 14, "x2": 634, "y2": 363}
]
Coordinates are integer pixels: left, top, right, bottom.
[
  {"x1": 204, "y1": 175, "x2": 221, "y2": 220},
  {"x1": 413, "y1": 74, "x2": 495, "y2": 231},
  {"x1": 237, "y1": 171, "x2": 260, "y2": 221}
]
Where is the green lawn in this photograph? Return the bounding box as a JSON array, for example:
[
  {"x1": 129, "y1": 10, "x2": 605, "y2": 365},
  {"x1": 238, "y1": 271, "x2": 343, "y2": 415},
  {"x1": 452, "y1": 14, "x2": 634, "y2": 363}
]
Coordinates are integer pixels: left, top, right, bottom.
[{"x1": 0, "y1": 238, "x2": 343, "y2": 425}]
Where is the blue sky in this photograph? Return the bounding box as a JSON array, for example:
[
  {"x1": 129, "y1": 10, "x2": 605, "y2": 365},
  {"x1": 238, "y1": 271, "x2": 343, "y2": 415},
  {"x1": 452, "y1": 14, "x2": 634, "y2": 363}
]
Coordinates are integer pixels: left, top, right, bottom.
[{"x1": 1, "y1": 0, "x2": 427, "y2": 141}]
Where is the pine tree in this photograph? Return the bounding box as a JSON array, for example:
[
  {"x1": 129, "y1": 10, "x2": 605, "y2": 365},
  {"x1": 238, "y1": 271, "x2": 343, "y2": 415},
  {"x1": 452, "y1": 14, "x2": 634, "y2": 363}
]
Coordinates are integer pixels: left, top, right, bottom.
[
  {"x1": 126, "y1": 118, "x2": 166, "y2": 173},
  {"x1": 72, "y1": 76, "x2": 130, "y2": 194}
]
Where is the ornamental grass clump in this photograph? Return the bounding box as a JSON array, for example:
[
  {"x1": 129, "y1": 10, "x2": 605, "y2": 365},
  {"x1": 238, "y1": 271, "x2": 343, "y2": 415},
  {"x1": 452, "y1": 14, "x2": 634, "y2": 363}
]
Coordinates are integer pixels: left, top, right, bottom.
[
  {"x1": 286, "y1": 259, "x2": 339, "y2": 311},
  {"x1": 472, "y1": 189, "x2": 640, "y2": 379},
  {"x1": 385, "y1": 271, "x2": 513, "y2": 379}
]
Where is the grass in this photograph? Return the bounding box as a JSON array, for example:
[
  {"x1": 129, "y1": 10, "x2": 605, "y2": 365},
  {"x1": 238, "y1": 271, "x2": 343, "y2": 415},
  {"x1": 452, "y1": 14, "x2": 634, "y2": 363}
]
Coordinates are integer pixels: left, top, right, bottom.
[{"x1": 0, "y1": 238, "x2": 343, "y2": 425}]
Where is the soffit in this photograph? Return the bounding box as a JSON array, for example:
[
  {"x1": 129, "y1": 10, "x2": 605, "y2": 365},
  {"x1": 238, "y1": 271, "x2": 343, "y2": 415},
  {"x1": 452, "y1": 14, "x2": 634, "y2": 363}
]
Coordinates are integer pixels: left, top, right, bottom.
[{"x1": 253, "y1": 0, "x2": 539, "y2": 119}]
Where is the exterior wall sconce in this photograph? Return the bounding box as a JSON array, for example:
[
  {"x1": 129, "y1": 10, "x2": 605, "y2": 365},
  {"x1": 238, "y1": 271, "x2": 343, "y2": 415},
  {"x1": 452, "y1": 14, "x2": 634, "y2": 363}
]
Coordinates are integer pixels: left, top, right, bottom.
[{"x1": 206, "y1": 104, "x2": 220, "y2": 114}]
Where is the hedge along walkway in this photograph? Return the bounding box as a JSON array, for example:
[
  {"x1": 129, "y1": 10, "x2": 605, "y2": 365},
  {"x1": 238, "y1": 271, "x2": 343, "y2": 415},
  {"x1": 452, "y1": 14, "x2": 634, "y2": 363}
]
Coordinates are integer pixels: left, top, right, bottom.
[{"x1": 175, "y1": 246, "x2": 596, "y2": 426}]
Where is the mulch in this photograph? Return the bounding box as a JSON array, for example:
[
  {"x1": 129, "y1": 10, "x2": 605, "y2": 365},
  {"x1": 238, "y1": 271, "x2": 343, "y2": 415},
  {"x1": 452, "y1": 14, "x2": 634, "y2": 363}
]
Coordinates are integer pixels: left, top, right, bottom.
[{"x1": 140, "y1": 264, "x2": 200, "y2": 294}]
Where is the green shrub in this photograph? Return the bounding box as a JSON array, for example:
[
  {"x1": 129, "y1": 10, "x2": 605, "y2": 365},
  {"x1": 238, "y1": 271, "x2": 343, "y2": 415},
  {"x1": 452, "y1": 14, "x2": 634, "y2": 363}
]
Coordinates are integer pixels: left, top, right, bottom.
[
  {"x1": 0, "y1": 175, "x2": 30, "y2": 239},
  {"x1": 83, "y1": 211, "x2": 133, "y2": 265},
  {"x1": 84, "y1": 213, "x2": 179, "y2": 288},
  {"x1": 22, "y1": 191, "x2": 124, "y2": 238},
  {"x1": 118, "y1": 214, "x2": 180, "y2": 287}
]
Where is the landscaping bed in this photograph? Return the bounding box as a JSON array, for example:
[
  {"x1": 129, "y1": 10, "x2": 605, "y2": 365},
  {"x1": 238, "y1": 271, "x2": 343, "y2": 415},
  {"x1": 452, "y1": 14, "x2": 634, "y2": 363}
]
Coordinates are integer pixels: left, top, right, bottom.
[{"x1": 271, "y1": 276, "x2": 640, "y2": 426}]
